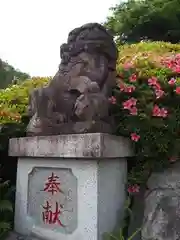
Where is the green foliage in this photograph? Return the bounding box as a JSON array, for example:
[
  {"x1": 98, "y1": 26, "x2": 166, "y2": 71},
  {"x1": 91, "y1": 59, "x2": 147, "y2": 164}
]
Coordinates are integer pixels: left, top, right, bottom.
[
  {"x1": 109, "y1": 41, "x2": 180, "y2": 184},
  {"x1": 0, "y1": 42, "x2": 180, "y2": 184},
  {"x1": 104, "y1": 0, "x2": 180, "y2": 43},
  {"x1": 0, "y1": 76, "x2": 51, "y2": 155},
  {"x1": 1, "y1": 41, "x2": 179, "y2": 238},
  {"x1": 0, "y1": 172, "x2": 14, "y2": 239},
  {"x1": 104, "y1": 228, "x2": 141, "y2": 240},
  {"x1": 0, "y1": 58, "x2": 30, "y2": 89},
  {"x1": 0, "y1": 77, "x2": 50, "y2": 125},
  {"x1": 0, "y1": 77, "x2": 51, "y2": 239}
]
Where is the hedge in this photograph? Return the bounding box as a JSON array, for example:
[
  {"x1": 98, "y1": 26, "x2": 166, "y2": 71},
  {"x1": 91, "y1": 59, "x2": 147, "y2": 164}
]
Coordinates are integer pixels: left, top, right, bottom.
[
  {"x1": 114, "y1": 41, "x2": 180, "y2": 187},
  {"x1": 1, "y1": 41, "x2": 180, "y2": 187}
]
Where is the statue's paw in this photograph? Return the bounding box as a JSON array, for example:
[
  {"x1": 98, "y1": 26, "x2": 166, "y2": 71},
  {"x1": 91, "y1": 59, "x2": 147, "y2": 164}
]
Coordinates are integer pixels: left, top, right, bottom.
[
  {"x1": 88, "y1": 82, "x2": 100, "y2": 93},
  {"x1": 56, "y1": 113, "x2": 67, "y2": 123},
  {"x1": 74, "y1": 95, "x2": 89, "y2": 117}
]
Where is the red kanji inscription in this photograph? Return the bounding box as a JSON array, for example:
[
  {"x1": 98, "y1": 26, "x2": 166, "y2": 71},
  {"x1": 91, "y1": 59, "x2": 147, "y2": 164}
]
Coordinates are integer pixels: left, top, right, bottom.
[
  {"x1": 42, "y1": 201, "x2": 65, "y2": 227},
  {"x1": 43, "y1": 172, "x2": 63, "y2": 195}
]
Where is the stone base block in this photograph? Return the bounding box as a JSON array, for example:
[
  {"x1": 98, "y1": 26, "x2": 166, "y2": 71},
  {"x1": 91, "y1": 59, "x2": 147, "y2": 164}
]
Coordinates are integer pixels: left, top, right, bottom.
[{"x1": 9, "y1": 133, "x2": 133, "y2": 240}]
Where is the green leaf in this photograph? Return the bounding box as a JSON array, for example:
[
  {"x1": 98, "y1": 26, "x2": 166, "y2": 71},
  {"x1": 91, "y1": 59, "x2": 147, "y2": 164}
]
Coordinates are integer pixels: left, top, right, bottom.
[
  {"x1": 0, "y1": 222, "x2": 11, "y2": 231},
  {"x1": 107, "y1": 233, "x2": 119, "y2": 240},
  {"x1": 124, "y1": 196, "x2": 131, "y2": 209},
  {"x1": 119, "y1": 228, "x2": 125, "y2": 240},
  {"x1": 128, "y1": 228, "x2": 141, "y2": 240},
  {"x1": 0, "y1": 180, "x2": 10, "y2": 188},
  {"x1": 0, "y1": 200, "x2": 13, "y2": 212}
]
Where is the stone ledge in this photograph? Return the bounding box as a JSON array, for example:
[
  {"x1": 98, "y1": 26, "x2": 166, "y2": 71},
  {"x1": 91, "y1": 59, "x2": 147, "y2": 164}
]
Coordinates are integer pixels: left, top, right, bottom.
[
  {"x1": 9, "y1": 133, "x2": 134, "y2": 158},
  {"x1": 5, "y1": 231, "x2": 40, "y2": 240}
]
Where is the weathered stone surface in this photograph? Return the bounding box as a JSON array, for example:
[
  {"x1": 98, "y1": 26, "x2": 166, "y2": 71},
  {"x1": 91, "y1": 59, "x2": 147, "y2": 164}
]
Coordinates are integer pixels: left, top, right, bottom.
[
  {"x1": 26, "y1": 23, "x2": 118, "y2": 136},
  {"x1": 28, "y1": 167, "x2": 77, "y2": 234},
  {"x1": 9, "y1": 133, "x2": 133, "y2": 158},
  {"x1": 141, "y1": 162, "x2": 180, "y2": 240},
  {"x1": 14, "y1": 158, "x2": 127, "y2": 240},
  {"x1": 10, "y1": 133, "x2": 132, "y2": 240},
  {"x1": 5, "y1": 230, "x2": 55, "y2": 240},
  {"x1": 5, "y1": 231, "x2": 40, "y2": 240}
]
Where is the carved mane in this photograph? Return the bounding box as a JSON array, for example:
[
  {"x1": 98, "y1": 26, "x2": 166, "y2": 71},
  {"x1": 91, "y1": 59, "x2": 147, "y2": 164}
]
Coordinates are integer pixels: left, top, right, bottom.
[{"x1": 27, "y1": 23, "x2": 118, "y2": 136}]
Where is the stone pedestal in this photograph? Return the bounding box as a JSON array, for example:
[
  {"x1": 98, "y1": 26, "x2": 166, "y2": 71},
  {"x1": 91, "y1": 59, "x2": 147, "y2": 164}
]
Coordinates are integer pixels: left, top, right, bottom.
[{"x1": 9, "y1": 133, "x2": 133, "y2": 240}]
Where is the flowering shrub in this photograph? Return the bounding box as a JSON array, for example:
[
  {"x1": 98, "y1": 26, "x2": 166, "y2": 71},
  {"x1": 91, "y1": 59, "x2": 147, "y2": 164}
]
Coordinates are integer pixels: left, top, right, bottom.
[
  {"x1": 0, "y1": 77, "x2": 51, "y2": 236},
  {"x1": 1, "y1": 41, "x2": 180, "y2": 238},
  {"x1": 1, "y1": 42, "x2": 180, "y2": 189},
  {"x1": 0, "y1": 77, "x2": 50, "y2": 125},
  {"x1": 110, "y1": 41, "x2": 180, "y2": 187}
]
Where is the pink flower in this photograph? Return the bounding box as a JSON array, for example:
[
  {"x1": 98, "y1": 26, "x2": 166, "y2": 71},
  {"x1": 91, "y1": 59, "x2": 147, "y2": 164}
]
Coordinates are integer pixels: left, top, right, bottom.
[
  {"x1": 119, "y1": 83, "x2": 125, "y2": 92},
  {"x1": 129, "y1": 73, "x2": 137, "y2": 82},
  {"x1": 174, "y1": 66, "x2": 180, "y2": 73},
  {"x1": 163, "y1": 55, "x2": 180, "y2": 73},
  {"x1": 155, "y1": 89, "x2": 164, "y2": 99},
  {"x1": 163, "y1": 54, "x2": 180, "y2": 73},
  {"x1": 152, "y1": 105, "x2": 160, "y2": 116},
  {"x1": 160, "y1": 108, "x2": 168, "y2": 118},
  {"x1": 119, "y1": 83, "x2": 136, "y2": 93},
  {"x1": 108, "y1": 96, "x2": 116, "y2": 104},
  {"x1": 129, "y1": 98, "x2": 137, "y2": 106},
  {"x1": 128, "y1": 184, "x2": 140, "y2": 193},
  {"x1": 153, "y1": 82, "x2": 161, "y2": 90},
  {"x1": 130, "y1": 133, "x2": 140, "y2": 142},
  {"x1": 122, "y1": 98, "x2": 138, "y2": 115},
  {"x1": 148, "y1": 77, "x2": 162, "y2": 91},
  {"x1": 175, "y1": 87, "x2": 180, "y2": 94},
  {"x1": 168, "y1": 78, "x2": 176, "y2": 85},
  {"x1": 122, "y1": 98, "x2": 137, "y2": 110},
  {"x1": 123, "y1": 101, "x2": 132, "y2": 110},
  {"x1": 167, "y1": 62, "x2": 173, "y2": 69},
  {"x1": 130, "y1": 107, "x2": 138, "y2": 115},
  {"x1": 124, "y1": 62, "x2": 133, "y2": 70},
  {"x1": 152, "y1": 105, "x2": 168, "y2": 118},
  {"x1": 125, "y1": 86, "x2": 136, "y2": 93},
  {"x1": 148, "y1": 77, "x2": 158, "y2": 86}
]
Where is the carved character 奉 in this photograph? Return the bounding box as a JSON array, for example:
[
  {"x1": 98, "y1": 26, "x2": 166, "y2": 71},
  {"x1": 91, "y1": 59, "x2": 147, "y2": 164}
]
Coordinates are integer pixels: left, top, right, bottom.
[{"x1": 27, "y1": 23, "x2": 118, "y2": 136}]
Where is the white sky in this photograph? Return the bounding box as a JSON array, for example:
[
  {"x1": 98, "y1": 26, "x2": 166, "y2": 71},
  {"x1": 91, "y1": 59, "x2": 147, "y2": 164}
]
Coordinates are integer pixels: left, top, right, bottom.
[{"x1": 0, "y1": 0, "x2": 119, "y2": 77}]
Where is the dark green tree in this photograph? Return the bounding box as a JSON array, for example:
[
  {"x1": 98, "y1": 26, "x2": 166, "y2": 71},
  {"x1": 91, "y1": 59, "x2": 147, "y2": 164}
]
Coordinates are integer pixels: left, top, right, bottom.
[
  {"x1": 104, "y1": 0, "x2": 180, "y2": 44},
  {"x1": 0, "y1": 59, "x2": 30, "y2": 89}
]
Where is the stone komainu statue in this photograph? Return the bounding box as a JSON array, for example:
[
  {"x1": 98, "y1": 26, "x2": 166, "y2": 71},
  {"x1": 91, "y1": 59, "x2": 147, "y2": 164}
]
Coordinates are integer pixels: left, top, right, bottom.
[{"x1": 27, "y1": 23, "x2": 118, "y2": 136}]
